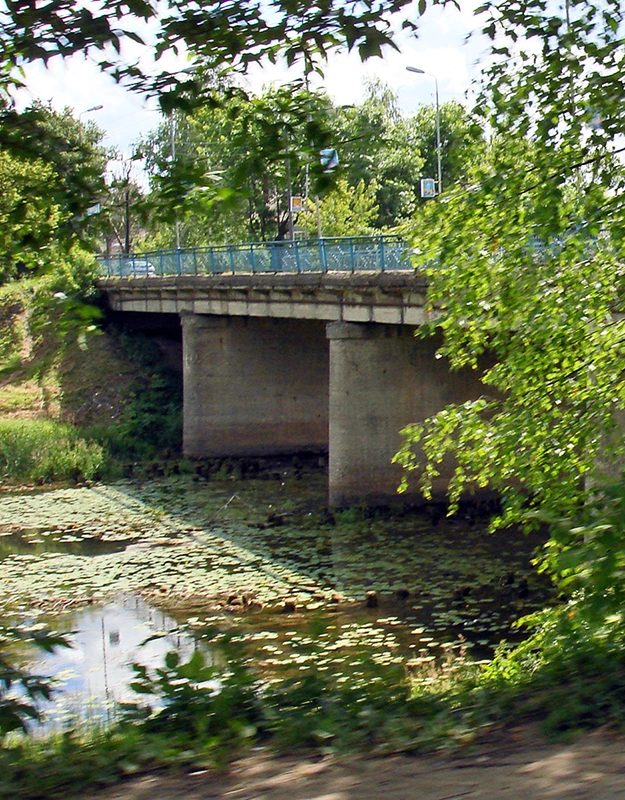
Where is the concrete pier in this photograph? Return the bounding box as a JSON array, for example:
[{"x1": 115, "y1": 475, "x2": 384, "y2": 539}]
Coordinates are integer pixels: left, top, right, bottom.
[
  {"x1": 327, "y1": 322, "x2": 485, "y2": 506},
  {"x1": 181, "y1": 313, "x2": 328, "y2": 458}
]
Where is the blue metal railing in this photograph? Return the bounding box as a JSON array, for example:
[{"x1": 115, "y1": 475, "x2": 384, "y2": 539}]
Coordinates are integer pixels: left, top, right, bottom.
[{"x1": 98, "y1": 236, "x2": 414, "y2": 278}]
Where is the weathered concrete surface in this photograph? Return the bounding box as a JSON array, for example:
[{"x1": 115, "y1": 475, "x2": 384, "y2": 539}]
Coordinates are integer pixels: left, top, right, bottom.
[
  {"x1": 100, "y1": 276, "x2": 489, "y2": 507},
  {"x1": 327, "y1": 322, "x2": 485, "y2": 507},
  {"x1": 99, "y1": 272, "x2": 432, "y2": 327},
  {"x1": 182, "y1": 314, "x2": 328, "y2": 458}
]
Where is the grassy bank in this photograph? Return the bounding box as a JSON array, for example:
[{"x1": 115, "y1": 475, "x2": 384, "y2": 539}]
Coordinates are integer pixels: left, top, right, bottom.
[
  {"x1": 0, "y1": 419, "x2": 104, "y2": 483},
  {"x1": 4, "y1": 608, "x2": 625, "y2": 800},
  {"x1": 0, "y1": 279, "x2": 182, "y2": 484}
]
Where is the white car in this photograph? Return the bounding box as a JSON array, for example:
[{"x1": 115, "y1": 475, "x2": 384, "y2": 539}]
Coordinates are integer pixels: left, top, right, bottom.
[{"x1": 117, "y1": 258, "x2": 156, "y2": 277}]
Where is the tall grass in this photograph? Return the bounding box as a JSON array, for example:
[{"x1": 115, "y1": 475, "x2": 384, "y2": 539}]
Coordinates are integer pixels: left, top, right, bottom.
[{"x1": 0, "y1": 419, "x2": 105, "y2": 483}]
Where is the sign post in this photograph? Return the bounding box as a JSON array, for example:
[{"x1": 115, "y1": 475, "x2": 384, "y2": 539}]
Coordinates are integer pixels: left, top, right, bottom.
[{"x1": 420, "y1": 178, "x2": 437, "y2": 199}]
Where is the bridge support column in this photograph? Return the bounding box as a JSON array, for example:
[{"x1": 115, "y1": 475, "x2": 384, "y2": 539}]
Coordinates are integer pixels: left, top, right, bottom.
[
  {"x1": 181, "y1": 313, "x2": 328, "y2": 458},
  {"x1": 327, "y1": 322, "x2": 483, "y2": 507}
]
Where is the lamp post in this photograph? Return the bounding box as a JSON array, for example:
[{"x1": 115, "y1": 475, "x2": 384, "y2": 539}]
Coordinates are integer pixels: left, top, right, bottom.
[
  {"x1": 78, "y1": 104, "x2": 103, "y2": 120},
  {"x1": 406, "y1": 66, "x2": 442, "y2": 194},
  {"x1": 170, "y1": 114, "x2": 181, "y2": 250}
]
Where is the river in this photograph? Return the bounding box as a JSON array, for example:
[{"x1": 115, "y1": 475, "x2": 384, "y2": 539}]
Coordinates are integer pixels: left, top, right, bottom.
[{"x1": 0, "y1": 468, "x2": 554, "y2": 725}]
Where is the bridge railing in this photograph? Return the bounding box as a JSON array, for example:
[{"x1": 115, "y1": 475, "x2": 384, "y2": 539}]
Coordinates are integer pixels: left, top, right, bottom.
[{"x1": 98, "y1": 236, "x2": 414, "y2": 278}]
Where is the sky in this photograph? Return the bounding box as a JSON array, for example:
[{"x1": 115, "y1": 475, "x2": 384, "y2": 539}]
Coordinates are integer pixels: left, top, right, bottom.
[{"x1": 12, "y1": 1, "x2": 488, "y2": 159}]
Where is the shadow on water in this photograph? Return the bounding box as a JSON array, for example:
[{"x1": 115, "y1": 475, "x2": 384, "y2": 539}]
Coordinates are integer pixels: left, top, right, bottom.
[
  {"x1": 0, "y1": 470, "x2": 558, "y2": 718},
  {"x1": 0, "y1": 530, "x2": 127, "y2": 559}
]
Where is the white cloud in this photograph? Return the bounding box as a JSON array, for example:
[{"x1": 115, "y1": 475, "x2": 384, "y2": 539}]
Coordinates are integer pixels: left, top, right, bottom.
[
  {"x1": 245, "y1": 1, "x2": 487, "y2": 111},
  {"x1": 13, "y1": 1, "x2": 489, "y2": 155},
  {"x1": 14, "y1": 55, "x2": 161, "y2": 156}
]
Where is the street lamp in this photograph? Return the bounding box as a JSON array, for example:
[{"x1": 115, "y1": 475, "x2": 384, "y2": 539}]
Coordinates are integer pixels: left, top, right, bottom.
[
  {"x1": 406, "y1": 66, "x2": 442, "y2": 194},
  {"x1": 78, "y1": 104, "x2": 103, "y2": 120}
]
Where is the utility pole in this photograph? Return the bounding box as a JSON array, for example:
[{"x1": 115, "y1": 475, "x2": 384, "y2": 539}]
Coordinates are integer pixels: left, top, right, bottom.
[
  {"x1": 124, "y1": 183, "x2": 131, "y2": 254},
  {"x1": 285, "y1": 133, "x2": 295, "y2": 240},
  {"x1": 170, "y1": 114, "x2": 181, "y2": 249}
]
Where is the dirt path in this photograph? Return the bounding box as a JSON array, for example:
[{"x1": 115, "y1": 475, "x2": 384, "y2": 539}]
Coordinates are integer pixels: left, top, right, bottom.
[{"x1": 84, "y1": 726, "x2": 625, "y2": 800}]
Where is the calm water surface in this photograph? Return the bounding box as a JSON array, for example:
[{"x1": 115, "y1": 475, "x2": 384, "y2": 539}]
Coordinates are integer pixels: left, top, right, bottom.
[{"x1": 0, "y1": 473, "x2": 555, "y2": 722}]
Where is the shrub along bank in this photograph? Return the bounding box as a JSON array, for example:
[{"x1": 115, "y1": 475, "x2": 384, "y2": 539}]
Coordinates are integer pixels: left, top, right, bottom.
[
  {"x1": 87, "y1": 330, "x2": 182, "y2": 462},
  {"x1": 0, "y1": 276, "x2": 182, "y2": 484}
]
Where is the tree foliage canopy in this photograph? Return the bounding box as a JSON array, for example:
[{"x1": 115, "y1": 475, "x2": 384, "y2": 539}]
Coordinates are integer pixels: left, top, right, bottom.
[
  {"x1": 1, "y1": 103, "x2": 108, "y2": 233},
  {"x1": 392, "y1": 0, "x2": 625, "y2": 652},
  {"x1": 298, "y1": 178, "x2": 380, "y2": 238},
  {"x1": 379, "y1": 1, "x2": 625, "y2": 671},
  {"x1": 139, "y1": 84, "x2": 337, "y2": 244},
  {"x1": 0, "y1": 104, "x2": 106, "y2": 281},
  {"x1": 333, "y1": 81, "x2": 481, "y2": 228},
  {"x1": 137, "y1": 79, "x2": 483, "y2": 246},
  {"x1": 0, "y1": 0, "x2": 428, "y2": 110}
]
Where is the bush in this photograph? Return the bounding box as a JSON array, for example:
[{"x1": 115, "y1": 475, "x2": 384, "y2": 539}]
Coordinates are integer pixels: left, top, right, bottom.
[
  {"x1": 48, "y1": 244, "x2": 100, "y2": 299},
  {"x1": 0, "y1": 419, "x2": 105, "y2": 483},
  {"x1": 122, "y1": 625, "x2": 447, "y2": 757},
  {"x1": 88, "y1": 331, "x2": 182, "y2": 460}
]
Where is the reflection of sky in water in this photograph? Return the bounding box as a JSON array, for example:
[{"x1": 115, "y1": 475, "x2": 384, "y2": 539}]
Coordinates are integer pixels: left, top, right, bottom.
[{"x1": 28, "y1": 595, "x2": 195, "y2": 729}]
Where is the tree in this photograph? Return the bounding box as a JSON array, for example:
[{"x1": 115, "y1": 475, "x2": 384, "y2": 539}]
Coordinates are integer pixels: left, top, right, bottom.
[
  {"x1": 408, "y1": 100, "x2": 483, "y2": 200},
  {"x1": 103, "y1": 155, "x2": 146, "y2": 255},
  {"x1": 332, "y1": 79, "x2": 423, "y2": 229},
  {"x1": 0, "y1": 104, "x2": 107, "y2": 233},
  {"x1": 0, "y1": 149, "x2": 61, "y2": 280},
  {"x1": 332, "y1": 82, "x2": 483, "y2": 229},
  {"x1": 138, "y1": 79, "x2": 484, "y2": 247},
  {"x1": 0, "y1": 104, "x2": 107, "y2": 280},
  {"x1": 139, "y1": 84, "x2": 336, "y2": 244},
  {"x1": 397, "y1": 0, "x2": 625, "y2": 516},
  {"x1": 298, "y1": 178, "x2": 379, "y2": 237},
  {"x1": 395, "y1": 0, "x2": 625, "y2": 642}
]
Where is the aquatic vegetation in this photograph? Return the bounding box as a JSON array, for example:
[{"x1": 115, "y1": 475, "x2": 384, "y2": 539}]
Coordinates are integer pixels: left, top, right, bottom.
[
  {"x1": 0, "y1": 475, "x2": 551, "y2": 655},
  {"x1": 0, "y1": 472, "x2": 552, "y2": 753}
]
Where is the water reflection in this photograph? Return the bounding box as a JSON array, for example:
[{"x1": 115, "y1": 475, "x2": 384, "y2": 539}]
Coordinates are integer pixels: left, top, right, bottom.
[
  {"x1": 28, "y1": 594, "x2": 195, "y2": 729},
  {"x1": 0, "y1": 530, "x2": 127, "y2": 559}
]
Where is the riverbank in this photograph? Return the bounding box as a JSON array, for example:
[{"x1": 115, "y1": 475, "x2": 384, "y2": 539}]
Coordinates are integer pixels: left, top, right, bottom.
[
  {"x1": 3, "y1": 474, "x2": 625, "y2": 799},
  {"x1": 82, "y1": 724, "x2": 625, "y2": 800}
]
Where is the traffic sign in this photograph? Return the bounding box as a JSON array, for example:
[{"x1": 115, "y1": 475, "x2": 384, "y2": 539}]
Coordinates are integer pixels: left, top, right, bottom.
[{"x1": 421, "y1": 178, "x2": 437, "y2": 198}]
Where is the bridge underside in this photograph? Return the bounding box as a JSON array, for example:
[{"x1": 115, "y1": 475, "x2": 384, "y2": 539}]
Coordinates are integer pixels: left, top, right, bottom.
[
  {"x1": 181, "y1": 313, "x2": 485, "y2": 507},
  {"x1": 182, "y1": 314, "x2": 329, "y2": 458}
]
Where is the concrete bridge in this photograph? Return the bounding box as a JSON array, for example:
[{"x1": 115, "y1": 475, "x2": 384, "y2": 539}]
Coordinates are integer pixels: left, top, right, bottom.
[{"x1": 98, "y1": 238, "x2": 486, "y2": 507}]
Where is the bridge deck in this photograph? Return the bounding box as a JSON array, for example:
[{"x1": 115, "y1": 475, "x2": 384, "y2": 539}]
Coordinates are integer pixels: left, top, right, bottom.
[{"x1": 98, "y1": 270, "x2": 431, "y2": 326}]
